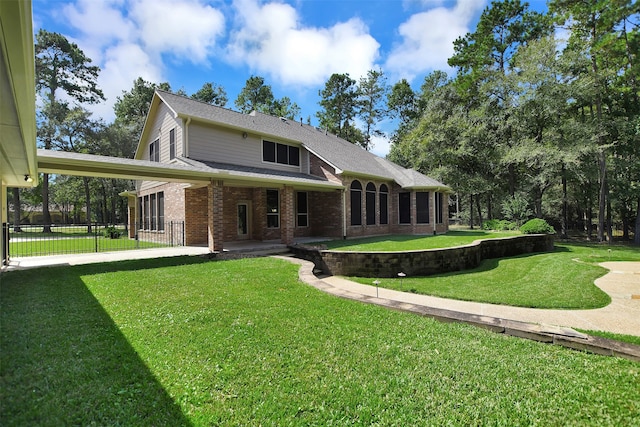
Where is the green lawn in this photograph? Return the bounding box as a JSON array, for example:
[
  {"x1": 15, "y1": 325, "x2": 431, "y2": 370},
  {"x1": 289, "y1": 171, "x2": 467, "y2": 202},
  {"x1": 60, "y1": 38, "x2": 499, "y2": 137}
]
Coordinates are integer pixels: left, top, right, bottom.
[
  {"x1": 1, "y1": 257, "x2": 638, "y2": 426},
  {"x1": 322, "y1": 230, "x2": 521, "y2": 251},
  {"x1": 9, "y1": 236, "x2": 168, "y2": 257},
  {"x1": 348, "y1": 243, "x2": 640, "y2": 309}
]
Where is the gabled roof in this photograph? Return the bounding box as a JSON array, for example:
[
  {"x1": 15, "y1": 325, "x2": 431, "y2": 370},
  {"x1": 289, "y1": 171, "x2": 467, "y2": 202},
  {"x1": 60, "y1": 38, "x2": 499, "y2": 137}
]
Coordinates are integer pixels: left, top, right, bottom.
[{"x1": 139, "y1": 90, "x2": 450, "y2": 191}]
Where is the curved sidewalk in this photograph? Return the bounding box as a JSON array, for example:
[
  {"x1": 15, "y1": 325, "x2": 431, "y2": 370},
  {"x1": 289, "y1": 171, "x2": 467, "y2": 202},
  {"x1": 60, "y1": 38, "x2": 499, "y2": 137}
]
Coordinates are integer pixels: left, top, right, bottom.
[{"x1": 283, "y1": 256, "x2": 640, "y2": 360}]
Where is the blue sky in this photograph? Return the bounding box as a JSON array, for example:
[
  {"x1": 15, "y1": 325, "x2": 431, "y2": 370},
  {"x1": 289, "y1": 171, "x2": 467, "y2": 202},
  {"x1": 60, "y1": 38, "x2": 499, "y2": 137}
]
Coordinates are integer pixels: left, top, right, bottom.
[{"x1": 33, "y1": 0, "x2": 549, "y2": 157}]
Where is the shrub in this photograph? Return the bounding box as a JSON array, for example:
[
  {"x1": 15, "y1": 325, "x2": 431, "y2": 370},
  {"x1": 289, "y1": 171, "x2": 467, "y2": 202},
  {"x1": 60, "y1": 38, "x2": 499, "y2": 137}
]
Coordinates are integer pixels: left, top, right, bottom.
[
  {"x1": 482, "y1": 219, "x2": 517, "y2": 231},
  {"x1": 102, "y1": 226, "x2": 121, "y2": 239},
  {"x1": 502, "y1": 194, "x2": 533, "y2": 226},
  {"x1": 520, "y1": 218, "x2": 555, "y2": 234}
]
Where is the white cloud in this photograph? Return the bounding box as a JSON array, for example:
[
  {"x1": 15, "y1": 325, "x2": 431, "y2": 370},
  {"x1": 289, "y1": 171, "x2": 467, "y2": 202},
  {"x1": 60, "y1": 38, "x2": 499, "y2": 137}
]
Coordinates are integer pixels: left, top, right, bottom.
[
  {"x1": 60, "y1": 0, "x2": 225, "y2": 120},
  {"x1": 227, "y1": 0, "x2": 380, "y2": 86},
  {"x1": 385, "y1": 0, "x2": 486, "y2": 81},
  {"x1": 131, "y1": 0, "x2": 225, "y2": 63}
]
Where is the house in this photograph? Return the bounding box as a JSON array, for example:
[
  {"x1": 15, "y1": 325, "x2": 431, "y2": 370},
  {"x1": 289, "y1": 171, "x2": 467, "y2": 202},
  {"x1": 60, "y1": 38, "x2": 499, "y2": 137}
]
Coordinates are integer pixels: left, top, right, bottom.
[{"x1": 128, "y1": 90, "x2": 451, "y2": 252}]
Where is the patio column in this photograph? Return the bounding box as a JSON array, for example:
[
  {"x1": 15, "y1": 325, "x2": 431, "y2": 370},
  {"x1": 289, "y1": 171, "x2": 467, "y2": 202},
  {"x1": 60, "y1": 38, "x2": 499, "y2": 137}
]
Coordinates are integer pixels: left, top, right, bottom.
[
  {"x1": 280, "y1": 185, "x2": 294, "y2": 245},
  {"x1": 208, "y1": 179, "x2": 224, "y2": 252}
]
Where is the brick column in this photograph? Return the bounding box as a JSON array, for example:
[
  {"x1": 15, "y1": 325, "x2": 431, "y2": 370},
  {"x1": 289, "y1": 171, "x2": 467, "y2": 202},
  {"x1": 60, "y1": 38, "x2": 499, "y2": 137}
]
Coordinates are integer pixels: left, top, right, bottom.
[
  {"x1": 281, "y1": 185, "x2": 294, "y2": 245},
  {"x1": 208, "y1": 180, "x2": 224, "y2": 252}
]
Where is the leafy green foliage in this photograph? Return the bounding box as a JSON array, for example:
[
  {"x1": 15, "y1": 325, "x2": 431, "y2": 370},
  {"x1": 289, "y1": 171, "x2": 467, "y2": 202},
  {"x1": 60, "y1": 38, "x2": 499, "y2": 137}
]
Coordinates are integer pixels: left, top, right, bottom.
[
  {"x1": 482, "y1": 219, "x2": 517, "y2": 231},
  {"x1": 520, "y1": 218, "x2": 556, "y2": 234},
  {"x1": 502, "y1": 194, "x2": 533, "y2": 226}
]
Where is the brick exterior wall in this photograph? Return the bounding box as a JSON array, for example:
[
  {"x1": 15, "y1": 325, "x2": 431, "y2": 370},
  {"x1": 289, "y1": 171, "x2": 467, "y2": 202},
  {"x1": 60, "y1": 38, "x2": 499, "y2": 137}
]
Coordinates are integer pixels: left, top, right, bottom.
[
  {"x1": 132, "y1": 155, "x2": 450, "y2": 248},
  {"x1": 185, "y1": 186, "x2": 209, "y2": 245}
]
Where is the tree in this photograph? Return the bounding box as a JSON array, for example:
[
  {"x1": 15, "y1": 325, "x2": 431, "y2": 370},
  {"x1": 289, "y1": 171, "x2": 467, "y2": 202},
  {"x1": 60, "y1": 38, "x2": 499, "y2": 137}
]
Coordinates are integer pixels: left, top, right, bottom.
[
  {"x1": 234, "y1": 75, "x2": 300, "y2": 119},
  {"x1": 316, "y1": 73, "x2": 361, "y2": 145},
  {"x1": 191, "y1": 82, "x2": 228, "y2": 106},
  {"x1": 35, "y1": 29, "x2": 104, "y2": 232},
  {"x1": 114, "y1": 77, "x2": 171, "y2": 139},
  {"x1": 357, "y1": 69, "x2": 388, "y2": 150},
  {"x1": 234, "y1": 75, "x2": 275, "y2": 114},
  {"x1": 550, "y1": 0, "x2": 640, "y2": 243}
]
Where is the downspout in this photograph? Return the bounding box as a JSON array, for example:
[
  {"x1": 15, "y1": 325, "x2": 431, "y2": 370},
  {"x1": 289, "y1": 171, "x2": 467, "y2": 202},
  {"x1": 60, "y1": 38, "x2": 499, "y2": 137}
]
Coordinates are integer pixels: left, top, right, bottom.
[{"x1": 183, "y1": 117, "x2": 191, "y2": 158}]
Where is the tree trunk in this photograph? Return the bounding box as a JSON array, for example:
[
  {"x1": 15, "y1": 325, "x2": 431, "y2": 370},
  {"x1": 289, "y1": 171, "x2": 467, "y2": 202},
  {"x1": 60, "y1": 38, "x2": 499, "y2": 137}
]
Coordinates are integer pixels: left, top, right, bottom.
[
  {"x1": 42, "y1": 173, "x2": 52, "y2": 233},
  {"x1": 597, "y1": 150, "x2": 607, "y2": 242},
  {"x1": 83, "y1": 177, "x2": 92, "y2": 233},
  {"x1": 469, "y1": 194, "x2": 474, "y2": 230},
  {"x1": 561, "y1": 164, "x2": 568, "y2": 239},
  {"x1": 634, "y1": 197, "x2": 640, "y2": 246},
  {"x1": 12, "y1": 188, "x2": 22, "y2": 232},
  {"x1": 475, "y1": 195, "x2": 483, "y2": 228},
  {"x1": 606, "y1": 181, "x2": 612, "y2": 244},
  {"x1": 586, "y1": 195, "x2": 593, "y2": 241}
]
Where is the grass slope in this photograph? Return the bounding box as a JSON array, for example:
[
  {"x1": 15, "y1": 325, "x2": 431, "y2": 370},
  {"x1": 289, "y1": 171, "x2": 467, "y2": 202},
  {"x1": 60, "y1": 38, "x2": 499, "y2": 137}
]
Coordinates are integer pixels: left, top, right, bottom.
[
  {"x1": 1, "y1": 256, "x2": 638, "y2": 426},
  {"x1": 322, "y1": 230, "x2": 520, "y2": 251},
  {"x1": 348, "y1": 243, "x2": 640, "y2": 309}
]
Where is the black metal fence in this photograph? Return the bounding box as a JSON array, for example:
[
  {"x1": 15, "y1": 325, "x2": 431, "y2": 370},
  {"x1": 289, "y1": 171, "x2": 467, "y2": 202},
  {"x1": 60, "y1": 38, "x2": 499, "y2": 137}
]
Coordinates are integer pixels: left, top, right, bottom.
[{"x1": 6, "y1": 222, "x2": 185, "y2": 258}]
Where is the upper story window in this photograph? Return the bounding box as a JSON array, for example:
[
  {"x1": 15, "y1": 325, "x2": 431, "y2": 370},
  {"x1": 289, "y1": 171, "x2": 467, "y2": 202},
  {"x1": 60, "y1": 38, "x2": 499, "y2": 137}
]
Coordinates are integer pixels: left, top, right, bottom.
[
  {"x1": 169, "y1": 128, "x2": 176, "y2": 159},
  {"x1": 149, "y1": 139, "x2": 159, "y2": 162},
  {"x1": 263, "y1": 140, "x2": 300, "y2": 166}
]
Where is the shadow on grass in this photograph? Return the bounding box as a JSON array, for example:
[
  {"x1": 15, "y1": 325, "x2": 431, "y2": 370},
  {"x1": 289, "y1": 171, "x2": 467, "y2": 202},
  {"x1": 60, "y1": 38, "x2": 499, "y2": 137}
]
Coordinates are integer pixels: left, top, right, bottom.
[{"x1": 0, "y1": 263, "x2": 194, "y2": 426}]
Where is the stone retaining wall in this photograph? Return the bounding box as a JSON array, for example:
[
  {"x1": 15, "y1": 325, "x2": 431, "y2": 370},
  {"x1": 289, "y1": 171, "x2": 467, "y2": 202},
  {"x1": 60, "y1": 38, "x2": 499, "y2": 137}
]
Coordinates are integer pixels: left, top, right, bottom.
[{"x1": 289, "y1": 234, "x2": 555, "y2": 278}]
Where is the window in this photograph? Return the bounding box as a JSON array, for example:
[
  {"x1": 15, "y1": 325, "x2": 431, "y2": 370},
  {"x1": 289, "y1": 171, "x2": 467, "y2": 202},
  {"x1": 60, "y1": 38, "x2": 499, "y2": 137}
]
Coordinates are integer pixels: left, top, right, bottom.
[
  {"x1": 350, "y1": 180, "x2": 362, "y2": 226},
  {"x1": 169, "y1": 128, "x2": 176, "y2": 159},
  {"x1": 379, "y1": 184, "x2": 388, "y2": 225},
  {"x1": 143, "y1": 195, "x2": 150, "y2": 229},
  {"x1": 416, "y1": 192, "x2": 430, "y2": 224},
  {"x1": 266, "y1": 189, "x2": 279, "y2": 228},
  {"x1": 277, "y1": 143, "x2": 288, "y2": 164},
  {"x1": 399, "y1": 192, "x2": 411, "y2": 224},
  {"x1": 263, "y1": 140, "x2": 300, "y2": 166},
  {"x1": 435, "y1": 192, "x2": 444, "y2": 224},
  {"x1": 158, "y1": 192, "x2": 165, "y2": 230},
  {"x1": 296, "y1": 192, "x2": 308, "y2": 227},
  {"x1": 263, "y1": 140, "x2": 276, "y2": 162},
  {"x1": 149, "y1": 139, "x2": 159, "y2": 162},
  {"x1": 150, "y1": 193, "x2": 157, "y2": 230},
  {"x1": 366, "y1": 182, "x2": 376, "y2": 225},
  {"x1": 140, "y1": 191, "x2": 164, "y2": 231}
]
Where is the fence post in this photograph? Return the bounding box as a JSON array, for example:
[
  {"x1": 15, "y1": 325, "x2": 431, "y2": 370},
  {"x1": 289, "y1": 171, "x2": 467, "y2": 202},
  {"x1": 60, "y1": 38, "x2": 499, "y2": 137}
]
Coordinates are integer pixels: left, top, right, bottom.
[
  {"x1": 94, "y1": 223, "x2": 98, "y2": 253},
  {"x1": 182, "y1": 221, "x2": 185, "y2": 246}
]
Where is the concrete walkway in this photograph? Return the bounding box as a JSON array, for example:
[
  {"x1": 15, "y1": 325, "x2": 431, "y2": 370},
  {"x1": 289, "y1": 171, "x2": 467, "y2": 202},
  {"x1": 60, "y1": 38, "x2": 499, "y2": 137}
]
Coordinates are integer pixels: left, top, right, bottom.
[{"x1": 316, "y1": 261, "x2": 640, "y2": 337}]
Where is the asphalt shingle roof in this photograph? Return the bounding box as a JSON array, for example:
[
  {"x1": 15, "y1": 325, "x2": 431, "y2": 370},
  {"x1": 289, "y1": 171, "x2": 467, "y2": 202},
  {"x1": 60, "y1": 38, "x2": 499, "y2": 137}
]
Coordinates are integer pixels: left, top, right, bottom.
[{"x1": 157, "y1": 90, "x2": 449, "y2": 190}]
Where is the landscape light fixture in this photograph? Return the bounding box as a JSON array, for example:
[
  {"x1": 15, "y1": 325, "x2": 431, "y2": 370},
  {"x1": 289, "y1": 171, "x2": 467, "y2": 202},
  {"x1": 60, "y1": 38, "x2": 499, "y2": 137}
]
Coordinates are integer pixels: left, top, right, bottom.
[
  {"x1": 398, "y1": 272, "x2": 406, "y2": 289},
  {"x1": 373, "y1": 279, "x2": 380, "y2": 298}
]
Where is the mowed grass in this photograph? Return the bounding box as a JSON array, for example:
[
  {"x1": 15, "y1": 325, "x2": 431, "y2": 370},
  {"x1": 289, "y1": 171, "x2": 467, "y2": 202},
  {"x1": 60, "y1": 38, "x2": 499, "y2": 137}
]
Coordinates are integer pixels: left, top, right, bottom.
[
  {"x1": 348, "y1": 243, "x2": 640, "y2": 309},
  {"x1": 9, "y1": 237, "x2": 167, "y2": 257},
  {"x1": 1, "y1": 257, "x2": 639, "y2": 426},
  {"x1": 322, "y1": 230, "x2": 520, "y2": 251}
]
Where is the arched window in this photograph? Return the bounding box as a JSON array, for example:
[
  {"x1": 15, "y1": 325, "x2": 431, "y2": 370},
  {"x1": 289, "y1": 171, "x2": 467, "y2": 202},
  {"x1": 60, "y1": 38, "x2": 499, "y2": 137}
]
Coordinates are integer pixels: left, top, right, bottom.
[
  {"x1": 350, "y1": 180, "x2": 362, "y2": 226},
  {"x1": 379, "y1": 184, "x2": 389, "y2": 225},
  {"x1": 366, "y1": 182, "x2": 376, "y2": 225}
]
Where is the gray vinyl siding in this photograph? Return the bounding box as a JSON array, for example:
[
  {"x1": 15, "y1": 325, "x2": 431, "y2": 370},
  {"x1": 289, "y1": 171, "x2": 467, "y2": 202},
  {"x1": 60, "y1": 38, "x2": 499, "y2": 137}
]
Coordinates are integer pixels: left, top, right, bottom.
[
  {"x1": 188, "y1": 122, "x2": 305, "y2": 173},
  {"x1": 141, "y1": 104, "x2": 182, "y2": 163}
]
